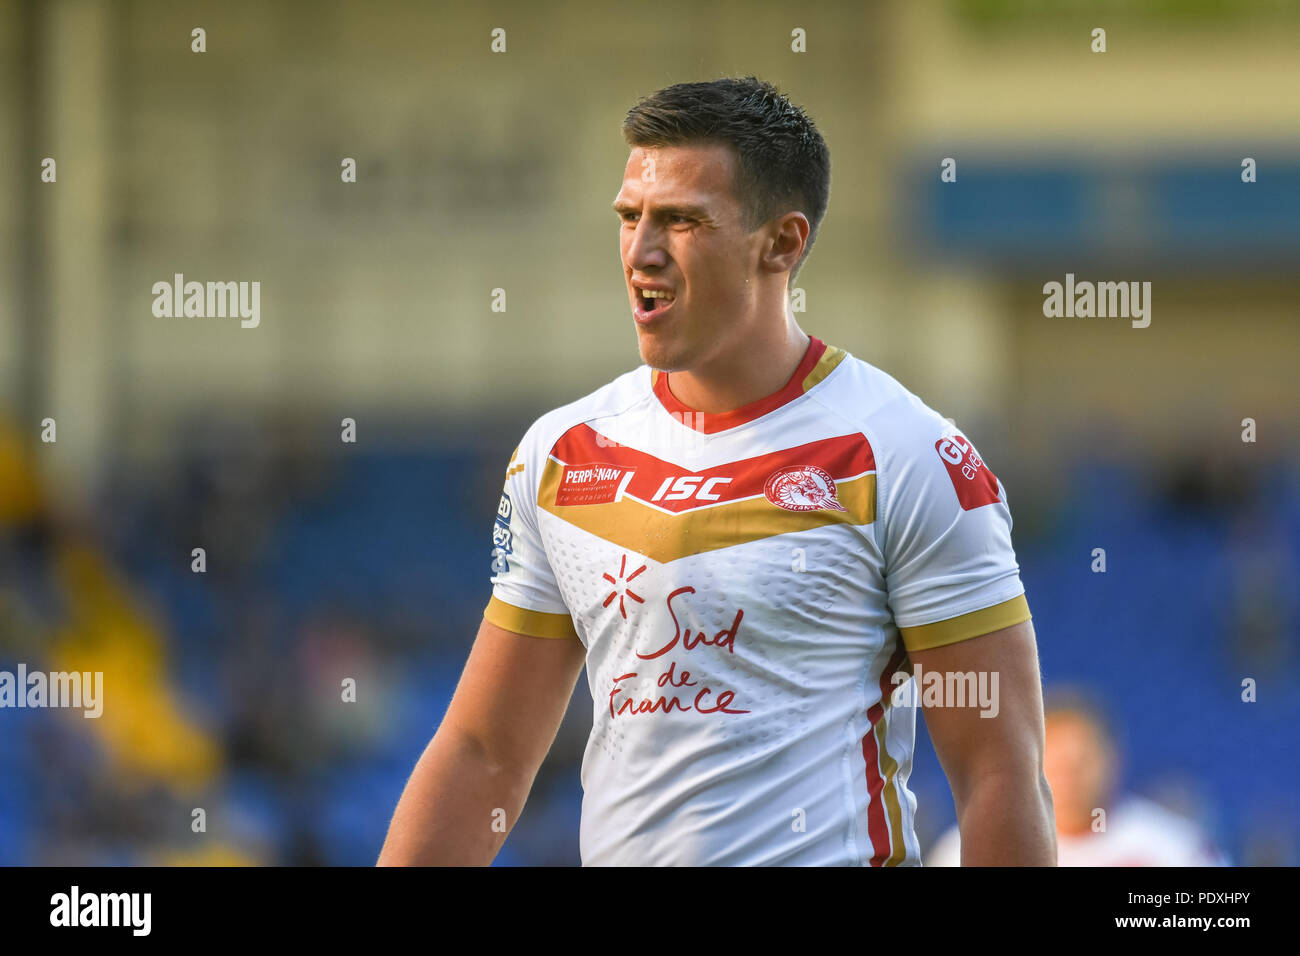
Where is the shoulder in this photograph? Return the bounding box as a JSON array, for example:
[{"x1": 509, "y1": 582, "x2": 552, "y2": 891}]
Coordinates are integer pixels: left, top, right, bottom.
[
  {"x1": 1111, "y1": 796, "x2": 1203, "y2": 840},
  {"x1": 812, "y1": 347, "x2": 962, "y2": 471},
  {"x1": 1109, "y1": 796, "x2": 1226, "y2": 865},
  {"x1": 513, "y1": 365, "x2": 654, "y2": 467},
  {"x1": 817, "y1": 348, "x2": 951, "y2": 433}
]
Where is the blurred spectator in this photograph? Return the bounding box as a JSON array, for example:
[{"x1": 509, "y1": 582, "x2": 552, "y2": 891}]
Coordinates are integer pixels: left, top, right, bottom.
[{"x1": 926, "y1": 689, "x2": 1227, "y2": 866}]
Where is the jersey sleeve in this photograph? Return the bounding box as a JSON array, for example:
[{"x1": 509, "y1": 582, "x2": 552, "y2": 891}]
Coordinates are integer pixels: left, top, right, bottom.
[
  {"x1": 879, "y1": 408, "x2": 1031, "y2": 653},
  {"x1": 483, "y1": 437, "x2": 580, "y2": 640}
]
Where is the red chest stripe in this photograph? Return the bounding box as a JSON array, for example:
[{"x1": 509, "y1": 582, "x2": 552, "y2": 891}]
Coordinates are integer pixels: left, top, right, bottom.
[
  {"x1": 550, "y1": 424, "x2": 874, "y2": 513},
  {"x1": 539, "y1": 427, "x2": 877, "y2": 563}
]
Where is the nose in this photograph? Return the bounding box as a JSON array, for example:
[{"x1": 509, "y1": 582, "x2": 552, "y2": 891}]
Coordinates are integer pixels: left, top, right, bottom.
[{"x1": 624, "y1": 216, "x2": 668, "y2": 272}]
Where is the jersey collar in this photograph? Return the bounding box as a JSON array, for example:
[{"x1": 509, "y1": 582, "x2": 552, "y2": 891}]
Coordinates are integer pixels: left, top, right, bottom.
[{"x1": 650, "y1": 336, "x2": 844, "y2": 435}]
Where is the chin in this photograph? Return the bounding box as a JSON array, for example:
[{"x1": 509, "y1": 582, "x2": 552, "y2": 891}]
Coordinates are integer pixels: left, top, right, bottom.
[{"x1": 635, "y1": 336, "x2": 691, "y2": 373}]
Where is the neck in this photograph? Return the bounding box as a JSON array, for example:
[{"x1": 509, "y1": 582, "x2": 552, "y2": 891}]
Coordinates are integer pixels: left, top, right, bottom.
[{"x1": 667, "y1": 316, "x2": 810, "y2": 414}]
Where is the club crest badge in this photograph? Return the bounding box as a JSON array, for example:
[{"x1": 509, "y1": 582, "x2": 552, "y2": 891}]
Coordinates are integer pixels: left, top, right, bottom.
[{"x1": 764, "y1": 465, "x2": 848, "y2": 513}]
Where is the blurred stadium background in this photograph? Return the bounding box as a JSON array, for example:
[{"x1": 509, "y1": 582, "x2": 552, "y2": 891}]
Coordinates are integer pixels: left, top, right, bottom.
[{"x1": 1, "y1": 0, "x2": 1297, "y2": 865}]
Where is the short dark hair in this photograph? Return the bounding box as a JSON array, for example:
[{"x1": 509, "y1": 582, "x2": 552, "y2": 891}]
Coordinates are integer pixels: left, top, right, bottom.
[{"x1": 622, "y1": 76, "x2": 831, "y2": 283}]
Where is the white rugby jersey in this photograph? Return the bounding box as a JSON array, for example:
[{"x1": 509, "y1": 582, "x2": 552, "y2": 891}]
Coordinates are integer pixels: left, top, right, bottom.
[{"x1": 485, "y1": 336, "x2": 1031, "y2": 866}]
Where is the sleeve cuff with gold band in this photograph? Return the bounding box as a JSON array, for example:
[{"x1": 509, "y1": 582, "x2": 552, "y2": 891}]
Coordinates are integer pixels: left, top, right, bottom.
[
  {"x1": 484, "y1": 595, "x2": 580, "y2": 640},
  {"x1": 898, "y1": 593, "x2": 1031, "y2": 652}
]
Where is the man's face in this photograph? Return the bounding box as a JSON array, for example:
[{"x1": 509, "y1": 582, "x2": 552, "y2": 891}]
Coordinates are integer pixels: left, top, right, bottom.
[
  {"x1": 1044, "y1": 712, "x2": 1115, "y2": 826},
  {"x1": 613, "y1": 143, "x2": 766, "y2": 372}
]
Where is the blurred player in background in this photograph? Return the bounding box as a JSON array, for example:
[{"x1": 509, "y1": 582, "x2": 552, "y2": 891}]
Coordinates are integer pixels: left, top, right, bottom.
[
  {"x1": 927, "y1": 689, "x2": 1226, "y2": 866},
  {"x1": 379, "y1": 77, "x2": 1055, "y2": 866}
]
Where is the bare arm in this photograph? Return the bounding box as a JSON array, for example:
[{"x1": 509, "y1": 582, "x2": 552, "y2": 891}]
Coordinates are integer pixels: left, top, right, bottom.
[
  {"x1": 910, "y1": 618, "x2": 1057, "y2": 865},
  {"x1": 377, "y1": 616, "x2": 587, "y2": 866}
]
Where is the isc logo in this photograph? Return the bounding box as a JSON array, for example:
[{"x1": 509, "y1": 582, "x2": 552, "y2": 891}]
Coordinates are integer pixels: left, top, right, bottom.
[{"x1": 649, "y1": 475, "x2": 733, "y2": 502}]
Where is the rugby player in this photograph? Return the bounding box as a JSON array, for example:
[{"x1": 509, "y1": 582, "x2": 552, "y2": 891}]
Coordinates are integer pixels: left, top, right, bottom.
[{"x1": 379, "y1": 76, "x2": 1056, "y2": 866}]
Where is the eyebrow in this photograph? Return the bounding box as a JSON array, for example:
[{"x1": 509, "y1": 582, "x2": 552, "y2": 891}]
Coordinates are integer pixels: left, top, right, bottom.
[{"x1": 611, "y1": 199, "x2": 709, "y2": 219}]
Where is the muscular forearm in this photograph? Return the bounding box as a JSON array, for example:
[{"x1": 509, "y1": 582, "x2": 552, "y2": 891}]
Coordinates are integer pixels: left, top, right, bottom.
[
  {"x1": 377, "y1": 727, "x2": 535, "y2": 866},
  {"x1": 956, "y1": 770, "x2": 1057, "y2": 866}
]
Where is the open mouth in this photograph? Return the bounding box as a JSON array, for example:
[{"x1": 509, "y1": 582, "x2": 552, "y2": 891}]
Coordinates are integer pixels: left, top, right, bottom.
[{"x1": 637, "y1": 289, "x2": 676, "y2": 317}]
